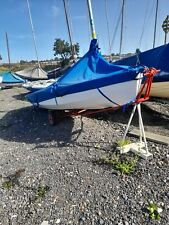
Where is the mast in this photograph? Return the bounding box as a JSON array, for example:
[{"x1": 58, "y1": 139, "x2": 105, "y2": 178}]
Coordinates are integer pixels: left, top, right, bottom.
[
  {"x1": 153, "y1": 0, "x2": 159, "y2": 48},
  {"x1": 26, "y1": 0, "x2": 40, "y2": 68},
  {"x1": 119, "y1": 0, "x2": 125, "y2": 58},
  {"x1": 105, "y1": 0, "x2": 111, "y2": 58},
  {"x1": 5, "y1": 32, "x2": 11, "y2": 70},
  {"x1": 87, "y1": 0, "x2": 97, "y2": 39},
  {"x1": 63, "y1": 0, "x2": 75, "y2": 59}
]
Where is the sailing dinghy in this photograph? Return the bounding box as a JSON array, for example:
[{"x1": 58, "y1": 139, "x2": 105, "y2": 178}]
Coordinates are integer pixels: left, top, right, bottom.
[
  {"x1": 0, "y1": 71, "x2": 25, "y2": 88},
  {"x1": 27, "y1": 39, "x2": 146, "y2": 110},
  {"x1": 15, "y1": 66, "x2": 48, "y2": 81},
  {"x1": 114, "y1": 44, "x2": 169, "y2": 98},
  {"x1": 23, "y1": 78, "x2": 58, "y2": 92}
]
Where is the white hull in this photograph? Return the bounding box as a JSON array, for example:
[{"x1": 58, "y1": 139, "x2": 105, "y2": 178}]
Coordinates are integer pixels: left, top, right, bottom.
[
  {"x1": 150, "y1": 82, "x2": 169, "y2": 98},
  {"x1": 38, "y1": 76, "x2": 142, "y2": 110},
  {"x1": 23, "y1": 79, "x2": 57, "y2": 92}
]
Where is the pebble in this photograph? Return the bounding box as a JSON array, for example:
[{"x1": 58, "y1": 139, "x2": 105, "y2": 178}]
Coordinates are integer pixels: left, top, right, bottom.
[
  {"x1": 99, "y1": 218, "x2": 105, "y2": 225},
  {"x1": 0, "y1": 88, "x2": 169, "y2": 225},
  {"x1": 55, "y1": 219, "x2": 61, "y2": 224},
  {"x1": 41, "y1": 221, "x2": 49, "y2": 225}
]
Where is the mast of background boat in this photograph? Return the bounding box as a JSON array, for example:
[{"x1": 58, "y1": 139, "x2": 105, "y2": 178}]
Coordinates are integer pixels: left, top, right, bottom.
[
  {"x1": 119, "y1": 0, "x2": 125, "y2": 59},
  {"x1": 26, "y1": 0, "x2": 40, "y2": 71},
  {"x1": 5, "y1": 32, "x2": 11, "y2": 71},
  {"x1": 63, "y1": 0, "x2": 76, "y2": 60},
  {"x1": 153, "y1": 0, "x2": 159, "y2": 48},
  {"x1": 87, "y1": 0, "x2": 97, "y2": 39}
]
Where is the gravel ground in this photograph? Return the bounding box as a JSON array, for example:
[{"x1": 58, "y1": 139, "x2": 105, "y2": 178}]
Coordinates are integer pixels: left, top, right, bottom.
[{"x1": 0, "y1": 87, "x2": 168, "y2": 225}]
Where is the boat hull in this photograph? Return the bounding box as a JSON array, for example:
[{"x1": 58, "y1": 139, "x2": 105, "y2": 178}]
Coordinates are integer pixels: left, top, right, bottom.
[
  {"x1": 150, "y1": 82, "x2": 169, "y2": 98},
  {"x1": 37, "y1": 78, "x2": 142, "y2": 110},
  {"x1": 0, "y1": 83, "x2": 23, "y2": 88},
  {"x1": 23, "y1": 79, "x2": 57, "y2": 92}
]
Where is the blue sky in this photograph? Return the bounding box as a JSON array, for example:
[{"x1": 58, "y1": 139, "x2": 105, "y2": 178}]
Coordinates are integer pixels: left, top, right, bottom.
[{"x1": 0, "y1": 0, "x2": 169, "y2": 63}]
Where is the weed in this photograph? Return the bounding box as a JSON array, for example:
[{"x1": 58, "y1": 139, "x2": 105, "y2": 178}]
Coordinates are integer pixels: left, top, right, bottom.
[
  {"x1": 2, "y1": 180, "x2": 15, "y2": 189},
  {"x1": 100, "y1": 155, "x2": 138, "y2": 174},
  {"x1": 1, "y1": 169, "x2": 25, "y2": 189},
  {"x1": 146, "y1": 202, "x2": 162, "y2": 220},
  {"x1": 117, "y1": 139, "x2": 131, "y2": 147},
  {"x1": 36, "y1": 185, "x2": 50, "y2": 199}
]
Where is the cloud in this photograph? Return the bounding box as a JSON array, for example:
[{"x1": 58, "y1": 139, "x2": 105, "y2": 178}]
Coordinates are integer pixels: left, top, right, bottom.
[{"x1": 52, "y1": 5, "x2": 60, "y2": 17}]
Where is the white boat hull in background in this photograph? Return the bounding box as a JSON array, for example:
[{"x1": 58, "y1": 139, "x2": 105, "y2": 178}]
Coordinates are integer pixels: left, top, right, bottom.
[
  {"x1": 38, "y1": 76, "x2": 142, "y2": 110},
  {"x1": 23, "y1": 79, "x2": 57, "y2": 92},
  {"x1": 150, "y1": 82, "x2": 169, "y2": 98}
]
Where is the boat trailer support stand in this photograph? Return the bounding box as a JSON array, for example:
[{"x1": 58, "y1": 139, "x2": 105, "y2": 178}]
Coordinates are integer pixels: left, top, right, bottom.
[{"x1": 119, "y1": 103, "x2": 152, "y2": 159}]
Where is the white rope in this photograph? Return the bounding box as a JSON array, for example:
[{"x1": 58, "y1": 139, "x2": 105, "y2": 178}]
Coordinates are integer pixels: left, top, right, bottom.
[{"x1": 26, "y1": 0, "x2": 40, "y2": 68}]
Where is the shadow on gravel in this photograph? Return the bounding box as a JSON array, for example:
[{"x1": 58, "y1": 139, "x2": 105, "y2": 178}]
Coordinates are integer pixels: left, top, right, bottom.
[
  {"x1": 1, "y1": 104, "x2": 169, "y2": 146},
  {"x1": 12, "y1": 92, "x2": 28, "y2": 101},
  {"x1": 0, "y1": 106, "x2": 79, "y2": 146},
  {"x1": 91, "y1": 105, "x2": 169, "y2": 130}
]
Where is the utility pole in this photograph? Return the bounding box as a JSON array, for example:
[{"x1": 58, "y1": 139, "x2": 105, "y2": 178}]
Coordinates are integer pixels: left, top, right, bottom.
[
  {"x1": 162, "y1": 15, "x2": 169, "y2": 44},
  {"x1": 153, "y1": 0, "x2": 159, "y2": 48}
]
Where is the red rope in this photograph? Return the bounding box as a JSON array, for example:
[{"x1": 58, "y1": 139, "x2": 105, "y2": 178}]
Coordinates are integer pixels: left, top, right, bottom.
[{"x1": 135, "y1": 67, "x2": 160, "y2": 103}]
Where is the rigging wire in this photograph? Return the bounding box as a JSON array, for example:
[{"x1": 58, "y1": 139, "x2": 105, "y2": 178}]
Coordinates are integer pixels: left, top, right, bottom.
[
  {"x1": 138, "y1": 0, "x2": 150, "y2": 49},
  {"x1": 109, "y1": 4, "x2": 123, "y2": 55},
  {"x1": 5, "y1": 32, "x2": 11, "y2": 70},
  {"x1": 105, "y1": 0, "x2": 111, "y2": 58},
  {"x1": 66, "y1": 0, "x2": 77, "y2": 58},
  {"x1": 119, "y1": 0, "x2": 125, "y2": 58},
  {"x1": 26, "y1": 0, "x2": 40, "y2": 68},
  {"x1": 138, "y1": 0, "x2": 156, "y2": 49},
  {"x1": 156, "y1": 2, "x2": 161, "y2": 46},
  {"x1": 85, "y1": 0, "x2": 92, "y2": 44},
  {"x1": 153, "y1": 0, "x2": 159, "y2": 48},
  {"x1": 63, "y1": 0, "x2": 75, "y2": 59}
]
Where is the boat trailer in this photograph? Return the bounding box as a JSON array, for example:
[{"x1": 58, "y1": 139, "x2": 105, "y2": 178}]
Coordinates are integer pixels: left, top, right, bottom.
[{"x1": 48, "y1": 68, "x2": 160, "y2": 159}]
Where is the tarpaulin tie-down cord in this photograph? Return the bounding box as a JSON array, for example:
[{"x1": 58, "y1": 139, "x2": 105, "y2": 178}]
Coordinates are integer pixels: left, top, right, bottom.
[{"x1": 97, "y1": 88, "x2": 120, "y2": 106}]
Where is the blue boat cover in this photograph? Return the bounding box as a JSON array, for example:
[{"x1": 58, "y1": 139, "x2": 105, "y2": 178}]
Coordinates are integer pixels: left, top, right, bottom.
[
  {"x1": 114, "y1": 44, "x2": 169, "y2": 82},
  {"x1": 27, "y1": 39, "x2": 144, "y2": 104},
  {"x1": 0, "y1": 71, "x2": 25, "y2": 83}
]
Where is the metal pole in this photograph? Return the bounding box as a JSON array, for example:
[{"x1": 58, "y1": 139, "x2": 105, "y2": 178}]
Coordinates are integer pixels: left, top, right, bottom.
[
  {"x1": 26, "y1": 0, "x2": 40, "y2": 69},
  {"x1": 137, "y1": 103, "x2": 148, "y2": 153},
  {"x1": 119, "y1": 0, "x2": 125, "y2": 58},
  {"x1": 164, "y1": 32, "x2": 167, "y2": 44},
  {"x1": 63, "y1": 0, "x2": 75, "y2": 58},
  {"x1": 5, "y1": 32, "x2": 11, "y2": 70},
  {"x1": 87, "y1": 0, "x2": 97, "y2": 39},
  {"x1": 153, "y1": 0, "x2": 159, "y2": 48},
  {"x1": 105, "y1": 0, "x2": 111, "y2": 56},
  {"x1": 122, "y1": 104, "x2": 137, "y2": 141}
]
